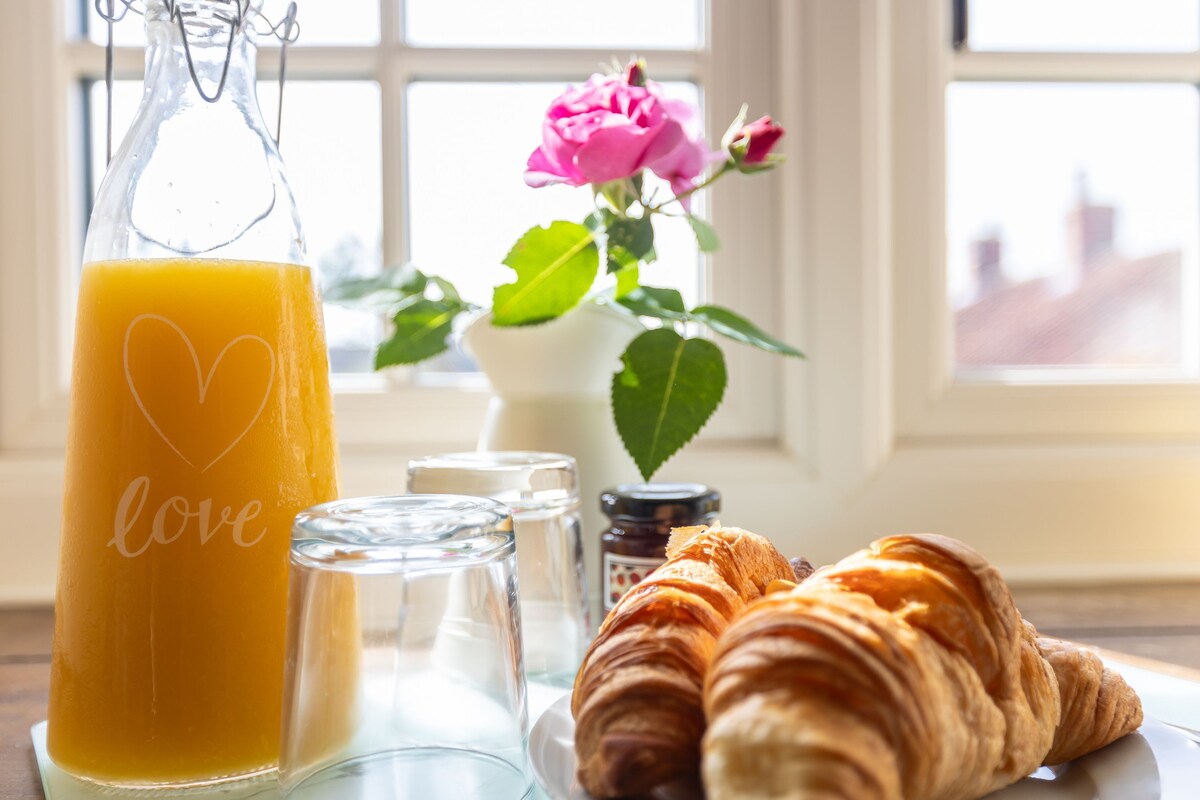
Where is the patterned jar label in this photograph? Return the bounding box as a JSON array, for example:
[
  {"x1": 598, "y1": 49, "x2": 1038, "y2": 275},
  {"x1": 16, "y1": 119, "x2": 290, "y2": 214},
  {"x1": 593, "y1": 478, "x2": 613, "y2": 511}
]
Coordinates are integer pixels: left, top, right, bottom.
[{"x1": 603, "y1": 551, "x2": 666, "y2": 611}]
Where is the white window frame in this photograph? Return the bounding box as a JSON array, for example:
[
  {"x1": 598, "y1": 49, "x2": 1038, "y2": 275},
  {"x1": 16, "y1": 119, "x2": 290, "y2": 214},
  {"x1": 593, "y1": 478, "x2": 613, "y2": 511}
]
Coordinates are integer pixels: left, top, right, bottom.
[
  {"x1": 884, "y1": 0, "x2": 1200, "y2": 581},
  {"x1": 893, "y1": 0, "x2": 1200, "y2": 443},
  {"x1": 11, "y1": 0, "x2": 1198, "y2": 604}
]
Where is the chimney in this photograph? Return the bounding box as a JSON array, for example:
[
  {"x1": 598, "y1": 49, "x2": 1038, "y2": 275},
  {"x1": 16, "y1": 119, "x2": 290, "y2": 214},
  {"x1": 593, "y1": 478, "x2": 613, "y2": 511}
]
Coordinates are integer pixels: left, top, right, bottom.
[
  {"x1": 971, "y1": 233, "x2": 1004, "y2": 296},
  {"x1": 1066, "y1": 172, "x2": 1115, "y2": 273}
]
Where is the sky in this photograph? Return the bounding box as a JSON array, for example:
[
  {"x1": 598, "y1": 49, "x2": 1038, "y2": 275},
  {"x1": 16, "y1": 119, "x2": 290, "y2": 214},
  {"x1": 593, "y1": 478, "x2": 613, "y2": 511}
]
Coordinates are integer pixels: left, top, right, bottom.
[
  {"x1": 969, "y1": 0, "x2": 1198, "y2": 52},
  {"x1": 946, "y1": 83, "x2": 1200, "y2": 305}
]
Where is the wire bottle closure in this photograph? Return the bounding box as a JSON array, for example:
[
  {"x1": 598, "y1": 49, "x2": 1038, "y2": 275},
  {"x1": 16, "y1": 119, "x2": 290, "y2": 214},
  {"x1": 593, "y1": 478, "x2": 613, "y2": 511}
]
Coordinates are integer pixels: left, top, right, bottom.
[{"x1": 94, "y1": 0, "x2": 300, "y2": 162}]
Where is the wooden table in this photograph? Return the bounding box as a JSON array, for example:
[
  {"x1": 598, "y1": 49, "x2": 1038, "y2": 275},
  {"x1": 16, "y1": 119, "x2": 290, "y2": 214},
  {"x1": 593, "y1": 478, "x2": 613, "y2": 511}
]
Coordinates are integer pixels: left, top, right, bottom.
[
  {"x1": 4, "y1": 584, "x2": 1200, "y2": 800},
  {"x1": 1, "y1": 607, "x2": 53, "y2": 800}
]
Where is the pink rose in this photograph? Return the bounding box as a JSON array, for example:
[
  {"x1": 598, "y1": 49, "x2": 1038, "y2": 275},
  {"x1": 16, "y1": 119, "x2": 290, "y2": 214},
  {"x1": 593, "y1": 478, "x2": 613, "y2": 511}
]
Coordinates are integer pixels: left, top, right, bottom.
[
  {"x1": 737, "y1": 115, "x2": 785, "y2": 164},
  {"x1": 524, "y1": 68, "x2": 710, "y2": 198}
]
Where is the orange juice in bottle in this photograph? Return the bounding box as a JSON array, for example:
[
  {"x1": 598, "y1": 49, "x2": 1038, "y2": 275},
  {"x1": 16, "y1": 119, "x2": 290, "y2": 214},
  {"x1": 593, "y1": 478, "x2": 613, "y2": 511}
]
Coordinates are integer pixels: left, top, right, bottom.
[{"x1": 47, "y1": 0, "x2": 339, "y2": 787}]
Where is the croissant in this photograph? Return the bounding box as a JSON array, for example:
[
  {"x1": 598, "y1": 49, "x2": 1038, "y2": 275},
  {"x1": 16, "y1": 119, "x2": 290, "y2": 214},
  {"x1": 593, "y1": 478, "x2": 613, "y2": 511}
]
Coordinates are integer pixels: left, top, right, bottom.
[
  {"x1": 572, "y1": 524, "x2": 794, "y2": 798},
  {"x1": 1036, "y1": 634, "x2": 1145, "y2": 766},
  {"x1": 702, "y1": 533, "x2": 1142, "y2": 800}
]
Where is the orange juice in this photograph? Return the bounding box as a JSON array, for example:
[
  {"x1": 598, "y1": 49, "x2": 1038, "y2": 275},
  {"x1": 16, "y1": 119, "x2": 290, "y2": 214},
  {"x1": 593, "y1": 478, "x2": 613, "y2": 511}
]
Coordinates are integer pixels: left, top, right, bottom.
[{"x1": 48, "y1": 258, "x2": 339, "y2": 785}]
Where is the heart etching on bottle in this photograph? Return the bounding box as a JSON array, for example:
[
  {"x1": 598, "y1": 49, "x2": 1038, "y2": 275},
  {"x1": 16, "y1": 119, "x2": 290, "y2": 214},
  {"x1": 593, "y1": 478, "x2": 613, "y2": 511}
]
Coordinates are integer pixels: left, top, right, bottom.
[{"x1": 123, "y1": 314, "x2": 276, "y2": 473}]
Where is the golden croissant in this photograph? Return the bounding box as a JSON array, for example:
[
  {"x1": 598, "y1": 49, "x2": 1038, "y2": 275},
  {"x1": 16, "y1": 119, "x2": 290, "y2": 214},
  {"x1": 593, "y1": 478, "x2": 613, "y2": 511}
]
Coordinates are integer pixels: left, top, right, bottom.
[
  {"x1": 702, "y1": 533, "x2": 1143, "y2": 800},
  {"x1": 572, "y1": 524, "x2": 794, "y2": 798}
]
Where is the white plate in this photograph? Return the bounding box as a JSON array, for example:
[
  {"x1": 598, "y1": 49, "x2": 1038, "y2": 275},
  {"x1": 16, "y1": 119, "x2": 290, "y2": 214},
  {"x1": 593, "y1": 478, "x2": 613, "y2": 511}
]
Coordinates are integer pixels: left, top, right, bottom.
[{"x1": 530, "y1": 694, "x2": 1200, "y2": 800}]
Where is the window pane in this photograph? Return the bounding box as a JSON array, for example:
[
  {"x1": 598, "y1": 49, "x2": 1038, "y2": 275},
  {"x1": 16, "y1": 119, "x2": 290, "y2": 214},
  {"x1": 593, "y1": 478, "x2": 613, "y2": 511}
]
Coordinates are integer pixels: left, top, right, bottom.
[
  {"x1": 84, "y1": 0, "x2": 379, "y2": 47},
  {"x1": 967, "y1": 0, "x2": 1199, "y2": 52},
  {"x1": 87, "y1": 80, "x2": 383, "y2": 374},
  {"x1": 405, "y1": 0, "x2": 701, "y2": 49},
  {"x1": 947, "y1": 83, "x2": 1199, "y2": 377},
  {"x1": 405, "y1": 81, "x2": 703, "y2": 314}
]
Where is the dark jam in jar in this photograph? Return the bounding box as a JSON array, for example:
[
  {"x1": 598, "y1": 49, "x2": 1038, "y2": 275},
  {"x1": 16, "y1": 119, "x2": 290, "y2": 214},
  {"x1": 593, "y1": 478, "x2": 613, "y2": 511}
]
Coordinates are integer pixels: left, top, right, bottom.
[{"x1": 600, "y1": 483, "x2": 720, "y2": 611}]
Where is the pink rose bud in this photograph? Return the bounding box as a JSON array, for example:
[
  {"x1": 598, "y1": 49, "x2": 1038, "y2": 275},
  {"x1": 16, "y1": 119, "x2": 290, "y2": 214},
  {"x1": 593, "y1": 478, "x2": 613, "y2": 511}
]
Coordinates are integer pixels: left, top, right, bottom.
[
  {"x1": 739, "y1": 116, "x2": 785, "y2": 163},
  {"x1": 625, "y1": 59, "x2": 648, "y2": 88}
]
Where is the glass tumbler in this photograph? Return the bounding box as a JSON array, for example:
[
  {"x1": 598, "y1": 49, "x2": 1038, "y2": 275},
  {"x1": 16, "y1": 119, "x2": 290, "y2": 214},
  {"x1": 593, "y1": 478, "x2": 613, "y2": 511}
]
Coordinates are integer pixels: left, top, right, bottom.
[
  {"x1": 279, "y1": 496, "x2": 531, "y2": 799},
  {"x1": 407, "y1": 453, "x2": 588, "y2": 713}
]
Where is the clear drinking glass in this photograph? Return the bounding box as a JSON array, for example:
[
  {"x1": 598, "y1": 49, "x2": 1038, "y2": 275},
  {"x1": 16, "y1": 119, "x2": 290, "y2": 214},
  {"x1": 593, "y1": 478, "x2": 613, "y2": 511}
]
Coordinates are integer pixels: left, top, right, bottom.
[
  {"x1": 407, "y1": 453, "x2": 588, "y2": 716},
  {"x1": 279, "y1": 495, "x2": 531, "y2": 799}
]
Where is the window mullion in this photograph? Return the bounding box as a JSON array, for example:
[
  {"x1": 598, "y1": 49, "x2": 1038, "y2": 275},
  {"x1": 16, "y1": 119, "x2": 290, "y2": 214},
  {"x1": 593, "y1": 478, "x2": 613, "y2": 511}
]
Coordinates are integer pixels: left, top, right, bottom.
[
  {"x1": 380, "y1": 52, "x2": 407, "y2": 266},
  {"x1": 64, "y1": 42, "x2": 141, "y2": 79},
  {"x1": 396, "y1": 47, "x2": 702, "y2": 82},
  {"x1": 952, "y1": 51, "x2": 1200, "y2": 83},
  {"x1": 64, "y1": 42, "x2": 387, "y2": 81}
]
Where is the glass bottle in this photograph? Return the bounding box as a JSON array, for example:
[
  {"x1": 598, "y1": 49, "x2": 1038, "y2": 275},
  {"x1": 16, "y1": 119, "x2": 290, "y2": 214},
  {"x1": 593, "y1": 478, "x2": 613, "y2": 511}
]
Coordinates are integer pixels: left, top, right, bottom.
[
  {"x1": 47, "y1": 0, "x2": 339, "y2": 787},
  {"x1": 599, "y1": 483, "x2": 720, "y2": 612}
]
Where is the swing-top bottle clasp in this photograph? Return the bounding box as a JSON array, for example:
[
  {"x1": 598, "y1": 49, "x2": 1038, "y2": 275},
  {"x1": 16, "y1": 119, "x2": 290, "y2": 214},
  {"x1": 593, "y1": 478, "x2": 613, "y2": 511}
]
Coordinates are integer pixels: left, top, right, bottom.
[{"x1": 93, "y1": 0, "x2": 301, "y2": 157}]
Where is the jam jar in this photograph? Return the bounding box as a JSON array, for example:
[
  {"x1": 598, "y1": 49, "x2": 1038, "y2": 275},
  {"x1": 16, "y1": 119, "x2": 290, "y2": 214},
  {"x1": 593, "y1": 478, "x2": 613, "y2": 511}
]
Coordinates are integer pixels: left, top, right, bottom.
[{"x1": 600, "y1": 483, "x2": 720, "y2": 612}]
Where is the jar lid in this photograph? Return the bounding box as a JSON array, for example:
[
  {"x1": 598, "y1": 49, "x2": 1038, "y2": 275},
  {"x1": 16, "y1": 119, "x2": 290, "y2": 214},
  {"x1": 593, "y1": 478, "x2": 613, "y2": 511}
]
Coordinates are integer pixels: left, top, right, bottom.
[{"x1": 600, "y1": 483, "x2": 721, "y2": 522}]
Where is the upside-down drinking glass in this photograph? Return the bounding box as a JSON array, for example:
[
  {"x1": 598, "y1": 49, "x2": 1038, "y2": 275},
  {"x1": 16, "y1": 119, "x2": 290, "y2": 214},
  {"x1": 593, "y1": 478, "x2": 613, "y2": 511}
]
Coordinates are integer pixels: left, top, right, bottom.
[{"x1": 279, "y1": 495, "x2": 531, "y2": 799}]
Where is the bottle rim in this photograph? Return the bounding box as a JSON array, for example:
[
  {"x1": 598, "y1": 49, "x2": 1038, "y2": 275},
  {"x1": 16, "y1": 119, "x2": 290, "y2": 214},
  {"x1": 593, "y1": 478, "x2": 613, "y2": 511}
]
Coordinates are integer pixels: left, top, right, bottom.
[{"x1": 143, "y1": 0, "x2": 262, "y2": 38}]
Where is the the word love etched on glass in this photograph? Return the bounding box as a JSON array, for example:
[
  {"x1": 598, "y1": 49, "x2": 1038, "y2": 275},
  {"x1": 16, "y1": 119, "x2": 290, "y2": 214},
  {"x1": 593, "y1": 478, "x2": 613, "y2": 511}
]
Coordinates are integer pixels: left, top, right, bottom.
[
  {"x1": 109, "y1": 476, "x2": 267, "y2": 557},
  {"x1": 108, "y1": 313, "x2": 278, "y2": 558}
]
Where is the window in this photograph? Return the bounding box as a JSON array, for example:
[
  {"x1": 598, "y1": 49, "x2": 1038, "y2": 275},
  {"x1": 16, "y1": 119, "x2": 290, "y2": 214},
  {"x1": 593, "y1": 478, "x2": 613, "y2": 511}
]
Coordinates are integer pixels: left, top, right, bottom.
[
  {"x1": 893, "y1": 0, "x2": 1200, "y2": 441},
  {"x1": 885, "y1": 2, "x2": 1200, "y2": 575},
  {"x1": 949, "y1": 3, "x2": 1200, "y2": 381}
]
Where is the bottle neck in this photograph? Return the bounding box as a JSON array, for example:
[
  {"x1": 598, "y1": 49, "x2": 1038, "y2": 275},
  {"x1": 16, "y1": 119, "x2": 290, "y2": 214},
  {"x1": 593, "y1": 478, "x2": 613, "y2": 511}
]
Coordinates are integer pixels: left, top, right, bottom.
[
  {"x1": 144, "y1": 4, "x2": 260, "y2": 110},
  {"x1": 84, "y1": 0, "x2": 303, "y2": 263}
]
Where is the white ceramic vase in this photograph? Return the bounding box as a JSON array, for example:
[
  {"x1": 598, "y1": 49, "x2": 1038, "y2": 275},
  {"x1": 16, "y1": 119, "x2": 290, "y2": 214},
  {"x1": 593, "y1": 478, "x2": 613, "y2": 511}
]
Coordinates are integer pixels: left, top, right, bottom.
[{"x1": 463, "y1": 303, "x2": 644, "y2": 613}]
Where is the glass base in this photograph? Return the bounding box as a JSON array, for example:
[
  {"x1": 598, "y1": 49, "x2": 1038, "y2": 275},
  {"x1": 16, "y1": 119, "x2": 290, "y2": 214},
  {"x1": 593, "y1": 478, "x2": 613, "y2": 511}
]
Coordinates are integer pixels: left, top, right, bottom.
[
  {"x1": 283, "y1": 748, "x2": 533, "y2": 800},
  {"x1": 32, "y1": 721, "x2": 280, "y2": 799}
]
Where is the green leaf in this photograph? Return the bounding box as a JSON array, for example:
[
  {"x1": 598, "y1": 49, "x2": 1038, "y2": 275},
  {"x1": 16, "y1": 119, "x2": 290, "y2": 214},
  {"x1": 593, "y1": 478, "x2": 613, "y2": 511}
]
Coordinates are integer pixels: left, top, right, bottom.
[
  {"x1": 324, "y1": 263, "x2": 427, "y2": 309},
  {"x1": 691, "y1": 305, "x2": 805, "y2": 357},
  {"x1": 687, "y1": 215, "x2": 720, "y2": 253},
  {"x1": 429, "y1": 275, "x2": 463, "y2": 303},
  {"x1": 492, "y1": 221, "x2": 599, "y2": 326},
  {"x1": 606, "y1": 215, "x2": 655, "y2": 260},
  {"x1": 618, "y1": 286, "x2": 687, "y2": 321},
  {"x1": 735, "y1": 153, "x2": 785, "y2": 175},
  {"x1": 615, "y1": 263, "x2": 640, "y2": 299},
  {"x1": 612, "y1": 329, "x2": 727, "y2": 480},
  {"x1": 607, "y1": 244, "x2": 639, "y2": 275},
  {"x1": 597, "y1": 178, "x2": 639, "y2": 213},
  {"x1": 375, "y1": 297, "x2": 464, "y2": 368}
]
